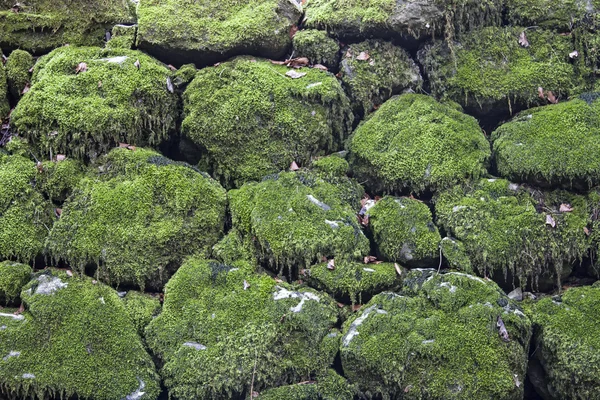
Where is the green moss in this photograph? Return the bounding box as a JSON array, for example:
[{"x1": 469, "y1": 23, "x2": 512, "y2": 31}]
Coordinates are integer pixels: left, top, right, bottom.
[
  {"x1": 182, "y1": 57, "x2": 353, "y2": 188},
  {"x1": 0, "y1": 61, "x2": 8, "y2": 119},
  {"x1": 435, "y1": 179, "x2": 590, "y2": 288},
  {"x1": 492, "y1": 95, "x2": 600, "y2": 189},
  {"x1": 2, "y1": 136, "x2": 29, "y2": 158},
  {"x1": 293, "y1": 30, "x2": 340, "y2": 69},
  {"x1": 145, "y1": 256, "x2": 339, "y2": 399},
  {"x1": 38, "y1": 158, "x2": 86, "y2": 203},
  {"x1": 106, "y1": 24, "x2": 137, "y2": 50},
  {"x1": 122, "y1": 291, "x2": 162, "y2": 336},
  {"x1": 0, "y1": 261, "x2": 32, "y2": 305},
  {"x1": 368, "y1": 196, "x2": 441, "y2": 267},
  {"x1": 348, "y1": 93, "x2": 490, "y2": 194},
  {"x1": 505, "y1": 0, "x2": 598, "y2": 31},
  {"x1": 340, "y1": 270, "x2": 532, "y2": 399},
  {"x1": 527, "y1": 285, "x2": 600, "y2": 399},
  {"x1": 259, "y1": 369, "x2": 355, "y2": 400},
  {"x1": 339, "y1": 39, "x2": 422, "y2": 115},
  {"x1": 311, "y1": 154, "x2": 349, "y2": 178},
  {"x1": 0, "y1": 269, "x2": 160, "y2": 400},
  {"x1": 229, "y1": 171, "x2": 369, "y2": 275},
  {"x1": 172, "y1": 63, "x2": 198, "y2": 90},
  {"x1": 46, "y1": 148, "x2": 227, "y2": 290},
  {"x1": 212, "y1": 228, "x2": 257, "y2": 266},
  {"x1": 5, "y1": 49, "x2": 33, "y2": 100},
  {"x1": 11, "y1": 46, "x2": 179, "y2": 162},
  {"x1": 440, "y1": 237, "x2": 474, "y2": 274}
]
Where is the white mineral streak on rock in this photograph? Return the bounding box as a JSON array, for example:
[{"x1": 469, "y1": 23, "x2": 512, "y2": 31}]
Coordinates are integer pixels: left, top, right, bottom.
[
  {"x1": 35, "y1": 275, "x2": 68, "y2": 295},
  {"x1": 306, "y1": 195, "x2": 331, "y2": 211},
  {"x1": 342, "y1": 305, "x2": 387, "y2": 347},
  {"x1": 183, "y1": 342, "x2": 207, "y2": 350},
  {"x1": 273, "y1": 286, "x2": 320, "y2": 313},
  {"x1": 0, "y1": 313, "x2": 24, "y2": 321},
  {"x1": 3, "y1": 351, "x2": 20, "y2": 361},
  {"x1": 124, "y1": 378, "x2": 146, "y2": 400}
]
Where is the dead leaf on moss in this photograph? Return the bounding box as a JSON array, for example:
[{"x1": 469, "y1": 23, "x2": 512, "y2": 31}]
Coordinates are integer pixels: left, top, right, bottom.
[
  {"x1": 134, "y1": 59, "x2": 140, "y2": 70},
  {"x1": 312, "y1": 64, "x2": 328, "y2": 71},
  {"x1": 75, "y1": 62, "x2": 87, "y2": 74},
  {"x1": 56, "y1": 154, "x2": 66, "y2": 162},
  {"x1": 559, "y1": 203, "x2": 573, "y2": 213},
  {"x1": 394, "y1": 263, "x2": 403, "y2": 276},
  {"x1": 21, "y1": 83, "x2": 30, "y2": 95},
  {"x1": 243, "y1": 280, "x2": 250, "y2": 290},
  {"x1": 289, "y1": 24, "x2": 299, "y2": 39},
  {"x1": 518, "y1": 31, "x2": 529, "y2": 48},
  {"x1": 538, "y1": 87, "x2": 545, "y2": 100},
  {"x1": 546, "y1": 91, "x2": 558, "y2": 104},
  {"x1": 356, "y1": 51, "x2": 370, "y2": 61},
  {"x1": 166, "y1": 77, "x2": 174, "y2": 93},
  {"x1": 287, "y1": 57, "x2": 309, "y2": 68},
  {"x1": 290, "y1": 161, "x2": 300, "y2": 171},
  {"x1": 285, "y1": 70, "x2": 307, "y2": 79},
  {"x1": 546, "y1": 214, "x2": 556, "y2": 228},
  {"x1": 351, "y1": 304, "x2": 362, "y2": 312},
  {"x1": 584, "y1": 227, "x2": 591, "y2": 236}
]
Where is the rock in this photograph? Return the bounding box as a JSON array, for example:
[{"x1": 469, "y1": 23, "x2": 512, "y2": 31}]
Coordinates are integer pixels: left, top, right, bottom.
[
  {"x1": 122, "y1": 291, "x2": 162, "y2": 336},
  {"x1": 340, "y1": 270, "x2": 531, "y2": 399},
  {"x1": 259, "y1": 370, "x2": 355, "y2": 400},
  {"x1": 292, "y1": 30, "x2": 340, "y2": 70},
  {"x1": 11, "y1": 46, "x2": 179, "y2": 162},
  {"x1": 0, "y1": 261, "x2": 32, "y2": 306},
  {"x1": 182, "y1": 57, "x2": 353, "y2": 188},
  {"x1": 145, "y1": 257, "x2": 339, "y2": 399},
  {"x1": 5, "y1": 49, "x2": 33, "y2": 100},
  {"x1": 440, "y1": 237, "x2": 474, "y2": 274},
  {"x1": 348, "y1": 94, "x2": 490, "y2": 194},
  {"x1": 136, "y1": 0, "x2": 302, "y2": 66},
  {"x1": 46, "y1": 148, "x2": 227, "y2": 290},
  {"x1": 0, "y1": 270, "x2": 160, "y2": 400},
  {"x1": 106, "y1": 24, "x2": 137, "y2": 50},
  {"x1": 508, "y1": 287, "x2": 523, "y2": 301}
]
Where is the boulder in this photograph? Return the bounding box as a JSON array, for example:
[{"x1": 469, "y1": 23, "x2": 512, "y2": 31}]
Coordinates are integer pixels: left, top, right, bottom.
[
  {"x1": 258, "y1": 370, "x2": 355, "y2": 400},
  {"x1": 0, "y1": 261, "x2": 31, "y2": 306},
  {"x1": 5, "y1": 49, "x2": 33, "y2": 100},
  {"x1": 292, "y1": 30, "x2": 340, "y2": 70},
  {"x1": 106, "y1": 24, "x2": 137, "y2": 50}
]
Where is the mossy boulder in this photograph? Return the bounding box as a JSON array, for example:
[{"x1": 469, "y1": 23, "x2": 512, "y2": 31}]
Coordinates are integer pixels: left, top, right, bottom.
[
  {"x1": 106, "y1": 24, "x2": 137, "y2": 50},
  {"x1": 136, "y1": 0, "x2": 302, "y2": 66},
  {"x1": 348, "y1": 94, "x2": 490, "y2": 194},
  {"x1": 340, "y1": 270, "x2": 532, "y2": 399},
  {"x1": 0, "y1": 0, "x2": 133, "y2": 52},
  {"x1": 258, "y1": 370, "x2": 355, "y2": 400},
  {"x1": 46, "y1": 148, "x2": 227, "y2": 290},
  {"x1": 0, "y1": 60, "x2": 8, "y2": 119},
  {"x1": 492, "y1": 95, "x2": 600, "y2": 189},
  {"x1": 38, "y1": 158, "x2": 86, "y2": 203},
  {"x1": 526, "y1": 284, "x2": 600, "y2": 400},
  {"x1": 505, "y1": 0, "x2": 598, "y2": 31},
  {"x1": 339, "y1": 39, "x2": 422, "y2": 116},
  {"x1": 440, "y1": 237, "x2": 474, "y2": 274},
  {"x1": 229, "y1": 171, "x2": 369, "y2": 275},
  {"x1": 11, "y1": 46, "x2": 179, "y2": 161},
  {"x1": 292, "y1": 30, "x2": 340, "y2": 70},
  {"x1": 182, "y1": 57, "x2": 353, "y2": 188},
  {"x1": 310, "y1": 154, "x2": 349, "y2": 178},
  {"x1": 0, "y1": 269, "x2": 160, "y2": 400},
  {"x1": 435, "y1": 179, "x2": 590, "y2": 289},
  {"x1": 5, "y1": 49, "x2": 33, "y2": 100},
  {"x1": 145, "y1": 257, "x2": 340, "y2": 399},
  {"x1": 0, "y1": 261, "x2": 31, "y2": 306},
  {"x1": 122, "y1": 291, "x2": 162, "y2": 336}
]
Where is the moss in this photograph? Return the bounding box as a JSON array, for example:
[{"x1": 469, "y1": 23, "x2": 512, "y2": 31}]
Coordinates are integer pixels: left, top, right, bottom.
[
  {"x1": 339, "y1": 39, "x2": 422, "y2": 116},
  {"x1": 136, "y1": 0, "x2": 302, "y2": 66},
  {"x1": 229, "y1": 171, "x2": 369, "y2": 275},
  {"x1": 340, "y1": 270, "x2": 532, "y2": 399},
  {"x1": 106, "y1": 24, "x2": 137, "y2": 50},
  {"x1": 292, "y1": 30, "x2": 340, "y2": 69},
  {"x1": 259, "y1": 369, "x2": 355, "y2": 400},
  {"x1": 122, "y1": 291, "x2": 162, "y2": 336},
  {"x1": 0, "y1": 0, "x2": 133, "y2": 52},
  {"x1": 0, "y1": 261, "x2": 31, "y2": 305},
  {"x1": 505, "y1": 0, "x2": 598, "y2": 31},
  {"x1": 0, "y1": 61, "x2": 8, "y2": 119},
  {"x1": 172, "y1": 63, "x2": 198, "y2": 90},
  {"x1": 348, "y1": 93, "x2": 490, "y2": 194},
  {"x1": 435, "y1": 179, "x2": 590, "y2": 289},
  {"x1": 145, "y1": 256, "x2": 339, "y2": 399},
  {"x1": 311, "y1": 154, "x2": 349, "y2": 178},
  {"x1": 212, "y1": 228, "x2": 257, "y2": 266},
  {"x1": 492, "y1": 95, "x2": 600, "y2": 189},
  {"x1": 368, "y1": 196, "x2": 441, "y2": 267},
  {"x1": 440, "y1": 237, "x2": 474, "y2": 274},
  {"x1": 11, "y1": 46, "x2": 179, "y2": 162},
  {"x1": 38, "y1": 158, "x2": 86, "y2": 203},
  {"x1": 46, "y1": 148, "x2": 227, "y2": 290},
  {"x1": 5, "y1": 49, "x2": 33, "y2": 100},
  {"x1": 182, "y1": 57, "x2": 353, "y2": 188},
  {"x1": 2, "y1": 136, "x2": 29, "y2": 158},
  {"x1": 0, "y1": 269, "x2": 160, "y2": 400},
  {"x1": 526, "y1": 285, "x2": 600, "y2": 399}
]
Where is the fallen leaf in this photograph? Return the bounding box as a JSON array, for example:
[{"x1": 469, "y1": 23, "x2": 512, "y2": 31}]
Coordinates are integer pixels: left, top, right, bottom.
[
  {"x1": 66, "y1": 270, "x2": 73, "y2": 277},
  {"x1": 56, "y1": 154, "x2": 66, "y2": 162},
  {"x1": 356, "y1": 51, "x2": 370, "y2": 61},
  {"x1": 285, "y1": 70, "x2": 307, "y2": 79},
  {"x1": 312, "y1": 64, "x2": 328, "y2": 71},
  {"x1": 49, "y1": 130, "x2": 58, "y2": 137},
  {"x1": 569, "y1": 50, "x2": 579, "y2": 59},
  {"x1": 134, "y1": 59, "x2": 140, "y2": 70},
  {"x1": 497, "y1": 316, "x2": 510, "y2": 341},
  {"x1": 364, "y1": 256, "x2": 377, "y2": 264},
  {"x1": 280, "y1": 314, "x2": 286, "y2": 323},
  {"x1": 168, "y1": 64, "x2": 178, "y2": 71},
  {"x1": 166, "y1": 77, "x2": 174, "y2": 93},
  {"x1": 351, "y1": 304, "x2": 362, "y2": 312},
  {"x1": 369, "y1": 59, "x2": 375, "y2": 66},
  {"x1": 345, "y1": 50, "x2": 352, "y2": 58},
  {"x1": 270, "y1": 60, "x2": 286, "y2": 65},
  {"x1": 518, "y1": 31, "x2": 529, "y2": 48},
  {"x1": 290, "y1": 161, "x2": 300, "y2": 171},
  {"x1": 546, "y1": 91, "x2": 558, "y2": 104},
  {"x1": 584, "y1": 227, "x2": 591, "y2": 236},
  {"x1": 55, "y1": 208, "x2": 62, "y2": 217},
  {"x1": 559, "y1": 203, "x2": 573, "y2": 213},
  {"x1": 546, "y1": 214, "x2": 556, "y2": 228},
  {"x1": 336, "y1": 302, "x2": 345, "y2": 308},
  {"x1": 394, "y1": 263, "x2": 403, "y2": 276},
  {"x1": 327, "y1": 259, "x2": 335, "y2": 270},
  {"x1": 213, "y1": 62, "x2": 221, "y2": 67},
  {"x1": 251, "y1": 391, "x2": 260, "y2": 399},
  {"x1": 127, "y1": 145, "x2": 136, "y2": 151},
  {"x1": 289, "y1": 24, "x2": 299, "y2": 39},
  {"x1": 21, "y1": 83, "x2": 30, "y2": 94},
  {"x1": 14, "y1": 303, "x2": 24, "y2": 315},
  {"x1": 287, "y1": 57, "x2": 309, "y2": 68},
  {"x1": 243, "y1": 280, "x2": 250, "y2": 290},
  {"x1": 275, "y1": 278, "x2": 284, "y2": 283},
  {"x1": 28, "y1": 66, "x2": 34, "y2": 73},
  {"x1": 118, "y1": 142, "x2": 130, "y2": 148},
  {"x1": 538, "y1": 86, "x2": 545, "y2": 100},
  {"x1": 36, "y1": 161, "x2": 44, "y2": 174},
  {"x1": 98, "y1": 80, "x2": 102, "y2": 88},
  {"x1": 514, "y1": 374, "x2": 521, "y2": 388},
  {"x1": 92, "y1": 280, "x2": 97, "y2": 284},
  {"x1": 75, "y1": 62, "x2": 88, "y2": 74}
]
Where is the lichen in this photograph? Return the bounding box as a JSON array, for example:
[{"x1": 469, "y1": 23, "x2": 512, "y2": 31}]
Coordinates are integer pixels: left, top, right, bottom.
[
  {"x1": 122, "y1": 291, "x2": 162, "y2": 336},
  {"x1": 106, "y1": 24, "x2": 137, "y2": 50},
  {"x1": 292, "y1": 30, "x2": 340, "y2": 69},
  {"x1": 5, "y1": 49, "x2": 33, "y2": 100},
  {"x1": 0, "y1": 261, "x2": 32, "y2": 306}
]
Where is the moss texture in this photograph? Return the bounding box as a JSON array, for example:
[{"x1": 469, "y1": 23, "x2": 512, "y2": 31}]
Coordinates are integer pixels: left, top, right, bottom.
[
  {"x1": 229, "y1": 171, "x2": 369, "y2": 275},
  {"x1": 5, "y1": 49, "x2": 33, "y2": 100},
  {"x1": 259, "y1": 370, "x2": 355, "y2": 400},
  {"x1": 145, "y1": 256, "x2": 340, "y2": 399},
  {"x1": 0, "y1": 261, "x2": 31, "y2": 305},
  {"x1": 348, "y1": 94, "x2": 490, "y2": 194},
  {"x1": 340, "y1": 270, "x2": 532, "y2": 399},
  {"x1": 0, "y1": 269, "x2": 160, "y2": 400},
  {"x1": 505, "y1": 0, "x2": 598, "y2": 31},
  {"x1": 183, "y1": 57, "x2": 353, "y2": 188},
  {"x1": 122, "y1": 291, "x2": 162, "y2": 336},
  {"x1": 212, "y1": 228, "x2": 257, "y2": 266},
  {"x1": 11, "y1": 46, "x2": 179, "y2": 162},
  {"x1": 136, "y1": 0, "x2": 302, "y2": 66},
  {"x1": 292, "y1": 30, "x2": 340, "y2": 69},
  {"x1": 435, "y1": 179, "x2": 590, "y2": 289},
  {"x1": 310, "y1": 154, "x2": 349, "y2": 178},
  {"x1": 440, "y1": 237, "x2": 474, "y2": 274},
  {"x1": 106, "y1": 24, "x2": 137, "y2": 50},
  {"x1": 339, "y1": 39, "x2": 422, "y2": 116},
  {"x1": 46, "y1": 148, "x2": 227, "y2": 290},
  {"x1": 39, "y1": 158, "x2": 86, "y2": 203},
  {"x1": 0, "y1": 60, "x2": 8, "y2": 119}
]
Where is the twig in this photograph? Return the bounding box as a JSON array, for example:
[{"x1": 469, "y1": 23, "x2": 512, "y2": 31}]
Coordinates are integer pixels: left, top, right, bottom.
[
  {"x1": 249, "y1": 350, "x2": 258, "y2": 399},
  {"x1": 437, "y1": 246, "x2": 443, "y2": 273}
]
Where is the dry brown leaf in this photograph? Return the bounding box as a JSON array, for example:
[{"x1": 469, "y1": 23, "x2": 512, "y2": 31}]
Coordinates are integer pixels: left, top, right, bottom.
[
  {"x1": 56, "y1": 154, "x2": 66, "y2": 162},
  {"x1": 584, "y1": 227, "x2": 591, "y2": 236},
  {"x1": 75, "y1": 62, "x2": 88, "y2": 74},
  {"x1": 21, "y1": 83, "x2": 30, "y2": 95},
  {"x1": 55, "y1": 208, "x2": 62, "y2": 217},
  {"x1": 287, "y1": 57, "x2": 309, "y2": 68},
  {"x1": 327, "y1": 259, "x2": 335, "y2": 270},
  {"x1": 66, "y1": 270, "x2": 73, "y2": 277},
  {"x1": 336, "y1": 302, "x2": 345, "y2": 308},
  {"x1": 394, "y1": 263, "x2": 403, "y2": 276},
  {"x1": 36, "y1": 161, "x2": 44, "y2": 174},
  {"x1": 134, "y1": 59, "x2": 140, "y2": 70},
  {"x1": 518, "y1": 31, "x2": 529, "y2": 48},
  {"x1": 290, "y1": 161, "x2": 300, "y2": 171},
  {"x1": 312, "y1": 64, "x2": 328, "y2": 71},
  {"x1": 538, "y1": 87, "x2": 545, "y2": 100},
  {"x1": 546, "y1": 214, "x2": 556, "y2": 228},
  {"x1": 285, "y1": 70, "x2": 307, "y2": 79},
  {"x1": 546, "y1": 91, "x2": 558, "y2": 104},
  {"x1": 168, "y1": 64, "x2": 178, "y2": 71},
  {"x1": 559, "y1": 203, "x2": 573, "y2": 213},
  {"x1": 356, "y1": 51, "x2": 370, "y2": 61},
  {"x1": 270, "y1": 60, "x2": 286, "y2": 65},
  {"x1": 364, "y1": 255, "x2": 377, "y2": 264},
  {"x1": 92, "y1": 280, "x2": 98, "y2": 284},
  {"x1": 404, "y1": 385, "x2": 413, "y2": 393},
  {"x1": 14, "y1": 303, "x2": 24, "y2": 315},
  {"x1": 213, "y1": 62, "x2": 221, "y2": 67},
  {"x1": 289, "y1": 24, "x2": 299, "y2": 39},
  {"x1": 118, "y1": 142, "x2": 130, "y2": 148},
  {"x1": 127, "y1": 145, "x2": 137, "y2": 151},
  {"x1": 345, "y1": 50, "x2": 352, "y2": 58},
  {"x1": 351, "y1": 304, "x2": 362, "y2": 312},
  {"x1": 497, "y1": 316, "x2": 510, "y2": 341}
]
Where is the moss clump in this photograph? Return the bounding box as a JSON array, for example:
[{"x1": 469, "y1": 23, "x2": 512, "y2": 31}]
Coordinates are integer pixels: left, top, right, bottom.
[
  {"x1": 492, "y1": 96, "x2": 600, "y2": 189},
  {"x1": 0, "y1": 60, "x2": 8, "y2": 119},
  {"x1": 38, "y1": 158, "x2": 86, "y2": 203},
  {"x1": 122, "y1": 291, "x2": 162, "y2": 336},
  {"x1": 339, "y1": 40, "x2": 422, "y2": 116},
  {"x1": 340, "y1": 270, "x2": 532, "y2": 399},
  {"x1": 229, "y1": 171, "x2": 370, "y2": 275},
  {"x1": 136, "y1": 0, "x2": 302, "y2": 66},
  {"x1": 526, "y1": 285, "x2": 600, "y2": 399},
  {"x1": 46, "y1": 148, "x2": 227, "y2": 290},
  {"x1": 0, "y1": 0, "x2": 133, "y2": 52},
  {"x1": 0, "y1": 269, "x2": 160, "y2": 400},
  {"x1": 259, "y1": 370, "x2": 355, "y2": 400},
  {"x1": 0, "y1": 261, "x2": 31, "y2": 305},
  {"x1": 11, "y1": 46, "x2": 179, "y2": 161},
  {"x1": 182, "y1": 57, "x2": 353, "y2": 188},
  {"x1": 212, "y1": 229, "x2": 257, "y2": 266},
  {"x1": 440, "y1": 237, "x2": 474, "y2": 274},
  {"x1": 5, "y1": 49, "x2": 33, "y2": 100},
  {"x1": 293, "y1": 30, "x2": 340, "y2": 69},
  {"x1": 348, "y1": 94, "x2": 490, "y2": 194},
  {"x1": 435, "y1": 179, "x2": 590, "y2": 289},
  {"x1": 505, "y1": 0, "x2": 597, "y2": 31},
  {"x1": 419, "y1": 26, "x2": 582, "y2": 116},
  {"x1": 145, "y1": 257, "x2": 339, "y2": 399},
  {"x1": 311, "y1": 154, "x2": 350, "y2": 178},
  {"x1": 106, "y1": 24, "x2": 137, "y2": 50},
  {"x1": 368, "y1": 197, "x2": 441, "y2": 267}
]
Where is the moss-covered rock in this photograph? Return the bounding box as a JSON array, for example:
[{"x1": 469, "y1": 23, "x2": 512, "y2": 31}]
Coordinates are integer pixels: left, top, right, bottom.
[
  {"x1": 0, "y1": 59, "x2": 8, "y2": 119},
  {"x1": 348, "y1": 94, "x2": 490, "y2": 194},
  {"x1": 11, "y1": 46, "x2": 179, "y2": 161},
  {"x1": 0, "y1": 0, "x2": 133, "y2": 52},
  {"x1": 145, "y1": 257, "x2": 340, "y2": 399},
  {"x1": 505, "y1": 0, "x2": 598, "y2": 31},
  {"x1": 258, "y1": 370, "x2": 355, "y2": 400},
  {"x1": 292, "y1": 30, "x2": 340, "y2": 70},
  {"x1": 440, "y1": 237, "x2": 474, "y2": 274},
  {"x1": 46, "y1": 148, "x2": 227, "y2": 290},
  {"x1": 229, "y1": 171, "x2": 369, "y2": 275},
  {"x1": 340, "y1": 270, "x2": 532, "y2": 399},
  {"x1": 310, "y1": 154, "x2": 349, "y2": 178},
  {"x1": 0, "y1": 269, "x2": 160, "y2": 400},
  {"x1": 212, "y1": 228, "x2": 257, "y2": 266},
  {"x1": 526, "y1": 284, "x2": 600, "y2": 400},
  {"x1": 435, "y1": 179, "x2": 590, "y2": 289},
  {"x1": 38, "y1": 158, "x2": 86, "y2": 203},
  {"x1": 122, "y1": 291, "x2": 162, "y2": 336},
  {"x1": 106, "y1": 24, "x2": 137, "y2": 50},
  {"x1": 492, "y1": 95, "x2": 600, "y2": 189},
  {"x1": 182, "y1": 57, "x2": 353, "y2": 188},
  {"x1": 137, "y1": 0, "x2": 302, "y2": 66},
  {"x1": 339, "y1": 39, "x2": 422, "y2": 116},
  {"x1": 0, "y1": 261, "x2": 31, "y2": 306},
  {"x1": 5, "y1": 49, "x2": 33, "y2": 100}
]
